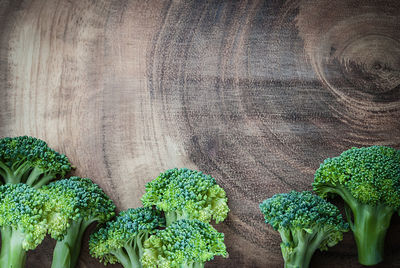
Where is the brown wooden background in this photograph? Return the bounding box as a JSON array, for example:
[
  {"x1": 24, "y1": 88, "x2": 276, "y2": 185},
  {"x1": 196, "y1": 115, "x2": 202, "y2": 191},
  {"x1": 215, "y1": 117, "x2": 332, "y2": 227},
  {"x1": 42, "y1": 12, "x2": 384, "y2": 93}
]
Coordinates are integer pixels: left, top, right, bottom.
[{"x1": 1, "y1": 0, "x2": 400, "y2": 267}]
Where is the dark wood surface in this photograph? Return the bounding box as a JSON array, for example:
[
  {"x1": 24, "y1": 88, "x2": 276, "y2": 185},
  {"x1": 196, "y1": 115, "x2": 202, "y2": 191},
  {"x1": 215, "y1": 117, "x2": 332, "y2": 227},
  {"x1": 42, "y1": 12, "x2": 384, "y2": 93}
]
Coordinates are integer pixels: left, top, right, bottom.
[{"x1": 0, "y1": 0, "x2": 400, "y2": 267}]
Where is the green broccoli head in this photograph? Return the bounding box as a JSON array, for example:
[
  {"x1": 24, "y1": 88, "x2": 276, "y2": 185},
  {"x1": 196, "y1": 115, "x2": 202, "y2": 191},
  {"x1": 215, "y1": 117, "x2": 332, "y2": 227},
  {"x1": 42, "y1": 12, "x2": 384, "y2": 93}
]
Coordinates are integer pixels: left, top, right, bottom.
[
  {"x1": 89, "y1": 207, "x2": 165, "y2": 267},
  {"x1": 313, "y1": 146, "x2": 400, "y2": 208},
  {"x1": 259, "y1": 191, "x2": 348, "y2": 268},
  {"x1": 312, "y1": 146, "x2": 400, "y2": 265},
  {"x1": 141, "y1": 219, "x2": 227, "y2": 268},
  {"x1": 0, "y1": 183, "x2": 49, "y2": 250},
  {"x1": 141, "y1": 168, "x2": 229, "y2": 225},
  {"x1": 41, "y1": 176, "x2": 116, "y2": 240},
  {"x1": 0, "y1": 136, "x2": 72, "y2": 187},
  {"x1": 43, "y1": 177, "x2": 116, "y2": 268}
]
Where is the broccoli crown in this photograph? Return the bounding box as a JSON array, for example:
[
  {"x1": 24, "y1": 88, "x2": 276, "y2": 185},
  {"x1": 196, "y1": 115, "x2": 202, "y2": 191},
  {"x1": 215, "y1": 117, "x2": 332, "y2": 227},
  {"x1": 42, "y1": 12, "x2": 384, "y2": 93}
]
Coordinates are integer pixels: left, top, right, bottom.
[
  {"x1": 313, "y1": 146, "x2": 400, "y2": 208},
  {"x1": 141, "y1": 219, "x2": 227, "y2": 268},
  {"x1": 42, "y1": 177, "x2": 116, "y2": 240},
  {"x1": 0, "y1": 136, "x2": 71, "y2": 177},
  {"x1": 0, "y1": 183, "x2": 49, "y2": 250},
  {"x1": 260, "y1": 191, "x2": 348, "y2": 249},
  {"x1": 141, "y1": 168, "x2": 229, "y2": 223},
  {"x1": 89, "y1": 207, "x2": 165, "y2": 265}
]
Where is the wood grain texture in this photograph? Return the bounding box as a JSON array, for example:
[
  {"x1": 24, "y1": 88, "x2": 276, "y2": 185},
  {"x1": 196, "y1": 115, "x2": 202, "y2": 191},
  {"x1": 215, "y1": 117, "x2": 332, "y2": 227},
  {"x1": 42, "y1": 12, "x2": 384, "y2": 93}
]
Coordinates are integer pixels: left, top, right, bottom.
[{"x1": 0, "y1": 0, "x2": 400, "y2": 267}]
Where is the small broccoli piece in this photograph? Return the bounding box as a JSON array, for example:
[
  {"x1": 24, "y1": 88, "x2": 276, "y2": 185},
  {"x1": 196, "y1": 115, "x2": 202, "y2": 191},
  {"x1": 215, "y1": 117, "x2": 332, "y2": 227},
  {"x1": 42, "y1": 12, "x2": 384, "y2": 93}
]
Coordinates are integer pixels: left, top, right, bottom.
[
  {"x1": 0, "y1": 183, "x2": 49, "y2": 268},
  {"x1": 0, "y1": 136, "x2": 72, "y2": 187},
  {"x1": 89, "y1": 207, "x2": 165, "y2": 267},
  {"x1": 141, "y1": 219, "x2": 227, "y2": 268},
  {"x1": 42, "y1": 177, "x2": 116, "y2": 268},
  {"x1": 259, "y1": 191, "x2": 348, "y2": 268},
  {"x1": 313, "y1": 146, "x2": 400, "y2": 265},
  {"x1": 141, "y1": 168, "x2": 229, "y2": 225}
]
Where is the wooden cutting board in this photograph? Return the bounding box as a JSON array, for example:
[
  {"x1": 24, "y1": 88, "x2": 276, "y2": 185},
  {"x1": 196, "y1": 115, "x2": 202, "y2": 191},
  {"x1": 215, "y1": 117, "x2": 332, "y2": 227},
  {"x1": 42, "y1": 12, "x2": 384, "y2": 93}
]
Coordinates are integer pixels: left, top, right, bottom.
[{"x1": 0, "y1": 0, "x2": 399, "y2": 267}]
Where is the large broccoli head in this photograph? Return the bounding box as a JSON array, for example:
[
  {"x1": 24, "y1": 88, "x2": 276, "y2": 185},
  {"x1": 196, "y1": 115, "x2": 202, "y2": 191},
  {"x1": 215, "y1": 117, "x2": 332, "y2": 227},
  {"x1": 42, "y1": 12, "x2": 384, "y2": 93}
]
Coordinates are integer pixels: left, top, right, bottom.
[
  {"x1": 42, "y1": 176, "x2": 116, "y2": 240},
  {"x1": 260, "y1": 191, "x2": 348, "y2": 268},
  {"x1": 141, "y1": 219, "x2": 227, "y2": 268},
  {"x1": 89, "y1": 207, "x2": 165, "y2": 267},
  {"x1": 0, "y1": 183, "x2": 49, "y2": 267},
  {"x1": 0, "y1": 183, "x2": 49, "y2": 249},
  {"x1": 0, "y1": 136, "x2": 71, "y2": 187},
  {"x1": 141, "y1": 168, "x2": 229, "y2": 225},
  {"x1": 312, "y1": 146, "x2": 400, "y2": 265},
  {"x1": 42, "y1": 177, "x2": 116, "y2": 268},
  {"x1": 313, "y1": 146, "x2": 400, "y2": 208}
]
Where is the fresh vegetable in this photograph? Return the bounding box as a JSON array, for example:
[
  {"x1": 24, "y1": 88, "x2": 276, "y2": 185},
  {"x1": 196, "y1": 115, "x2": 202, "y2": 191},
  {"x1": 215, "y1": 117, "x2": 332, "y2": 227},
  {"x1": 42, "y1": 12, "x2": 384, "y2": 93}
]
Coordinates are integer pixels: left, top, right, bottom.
[
  {"x1": 89, "y1": 207, "x2": 165, "y2": 267},
  {"x1": 141, "y1": 219, "x2": 227, "y2": 268},
  {"x1": 141, "y1": 168, "x2": 229, "y2": 225},
  {"x1": 313, "y1": 146, "x2": 400, "y2": 265},
  {"x1": 0, "y1": 136, "x2": 71, "y2": 187},
  {"x1": 259, "y1": 191, "x2": 348, "y2": 268},
  {"x1": 42, "y1": 177, "x2": 116, "y2": 268},
  {"x1": 0, "y1": 183, "x2": 49, "y2": 268}
]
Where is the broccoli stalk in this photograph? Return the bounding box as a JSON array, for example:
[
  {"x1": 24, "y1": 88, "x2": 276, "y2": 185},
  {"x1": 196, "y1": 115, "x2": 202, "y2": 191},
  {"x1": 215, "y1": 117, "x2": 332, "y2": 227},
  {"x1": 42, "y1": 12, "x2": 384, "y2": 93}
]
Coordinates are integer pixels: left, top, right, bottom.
[
  {"x1": 0, "y1": 183, "x2": 49, "y2": 268},
  {"x1": 42, "y1": 177, "x2": 116, "y2": 268},
  {"x1": 349, "y1": 204, "x2": 393, "y2": 265},
  {"x1": 89, "y1": 207, "x2": 165, "y2": 267},
  {"x1": 259, "y1": 191, "x2": 349, "y2": 268},
  {"x1": 141, "y1": 219, "x2": 227, "y2": 268},
  {"x1": 0, "y1": 136, "x2": 72, "y2": 187},
  {"x1": 141, "y1": 168, "x2": 229, "y2": 225},
  {"x1": 51, "y1": 218, "x2": 93, "y2": 268},
  {"x1": 106, "y1": 231, "x2": 149, "y2": 268},
  {"x1": 279, "y1": 227, "x2": 342, "y2": 268},
  {"x1": 313, "y1": 146, "x2": 400, "y2": 265},
  {"x1": 0, "y1": 226, "x2": 27, "y2": 267}
]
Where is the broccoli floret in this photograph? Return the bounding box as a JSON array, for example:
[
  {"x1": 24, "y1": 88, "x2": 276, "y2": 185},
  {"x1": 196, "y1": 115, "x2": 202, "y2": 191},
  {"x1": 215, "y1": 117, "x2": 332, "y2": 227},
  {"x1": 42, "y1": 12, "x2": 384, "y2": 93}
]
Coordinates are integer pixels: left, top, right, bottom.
[
  {"x1": 141, "y1": 219, "x2": 227, "y2": 268},
  {"x1": 259, "y1": 191, "x2": 348, "y2": 268},
  {"x1": 42, "y1": 177, "x2": 116, "y2": 268},
  {"x1": 0, "y1": 136, "x2": 72, "y2": 187},
  {"x1": 89, "y1": 207, "x2": 165, "y2": 267},
  {"x1": 313, "y1": 146, "x2": 400, "y2": 265},
  {"x1": 0, "y1": 183, "x2": 49, "y2": 268},
  {"x1": 141, "y1": 168, "x2": 229, "y2": 225}
]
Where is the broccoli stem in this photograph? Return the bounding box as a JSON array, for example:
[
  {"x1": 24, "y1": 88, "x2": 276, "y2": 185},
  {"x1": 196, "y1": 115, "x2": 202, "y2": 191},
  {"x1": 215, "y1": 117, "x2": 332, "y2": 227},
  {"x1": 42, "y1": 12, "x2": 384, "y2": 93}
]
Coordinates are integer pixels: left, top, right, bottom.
[
  {"x1": 111, "y1": 232, "x2": 149, "y2": 268},
  {"x1": 51, "y1": 218, "x2": 92, "y2": 268},
  {"x1": 0, "y1": 160, "x2": 30, "y2": 184},
  {"x1": 0, "y1": 226, "x2": 12, "y2": 265},
  {"x1": 350, "y1": 204, "x2": 394, "y2": 266},
  {"x1": 136, "y1": 231, "x2": 148, "y2": 259},
  {"x1": 26, "y1": 166, "x2": 45, "y2": 186},
  {"x1": 111, "y1": 246, "x2": 140, "y2": 268},
  {"x1": 316, "y1": 184, "x2": 396, "y2": 265},
  {"x1": 123, "y1": 245, "x2": 141, "y2": 268},
  {"x1": 279, "y1": 228, "x2": 327, "y2": 268},
  {"x1": 32, "y1": 173, "x2": 55, "y2": 189},
  {"x1": 0, "y1": 226, "x2": 27, "y2": 268},
  {"x1": 0, "y1": 161, "x2": 12, "y2": 181}
]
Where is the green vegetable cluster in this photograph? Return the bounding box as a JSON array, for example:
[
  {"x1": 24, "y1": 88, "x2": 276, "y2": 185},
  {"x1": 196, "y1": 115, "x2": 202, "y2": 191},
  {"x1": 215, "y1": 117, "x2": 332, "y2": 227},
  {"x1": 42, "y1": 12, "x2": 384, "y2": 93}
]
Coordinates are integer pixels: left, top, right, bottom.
[
  {"x1": 0, "y1": 183, "x2": 49, "y2": 267},
  {"x1": 260, "y1": 191, "x2": 348, "y2": 268},
  {"x1": 141, "y1": 219, "x2": 227, "y2": 268},
  {"x1": 89, "y1": 207, "x2": 165, "y2": 267},
  {"x1": 313, "y1": 146, "x2": 400, "y2": 265},
  {"x1": 0, "y1": 136, "x2": 71, "y2": 187},
  {"x1": 141, "y1": 168, "x2": 229, "y2": 225},
  {"x1": 0, "y1": 136, "x2": 230, "y2": 268},
  {"x1": 0, "y1": 136, "x2": 115, "y2": 268},
  {"x1": 43, "y1": 177, "x2": 116, "y2": 268},
  {"x1": 260, "y1": 145, "x2": 400, "y2": 267},
  {"x1": 90, "y1": 168, "x2": 230, "y2": 268}
]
